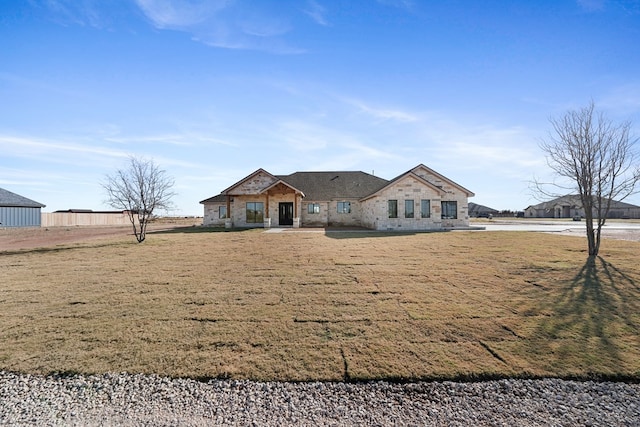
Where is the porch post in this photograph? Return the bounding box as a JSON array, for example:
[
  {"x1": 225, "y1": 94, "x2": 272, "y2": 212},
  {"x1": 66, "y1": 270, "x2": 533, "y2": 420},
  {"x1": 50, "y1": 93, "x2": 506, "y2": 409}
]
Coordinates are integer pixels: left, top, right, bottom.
[
  {"x1": 264, "y1": 193, "x2": 271, "y2": 229},
  {"x1": 293, "y1": 193, "x2": 301, "y2": 228}
]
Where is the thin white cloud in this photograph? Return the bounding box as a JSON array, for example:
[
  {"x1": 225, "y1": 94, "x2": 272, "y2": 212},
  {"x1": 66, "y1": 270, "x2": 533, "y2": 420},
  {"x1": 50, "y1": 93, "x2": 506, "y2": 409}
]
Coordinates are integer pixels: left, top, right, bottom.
[
  {"x1": 134, "y1": 0, "x2": 230, "y2": 28},
  {"x1": 38, "y1": 0, "x2": 101, "y2": 27},
  {"x1": 337, "y1": 96, "x2": 544, "y2": 174},
  {"x1": 36, "y1": 0, "x2": 140, "y2": 29},
  {"x1": 0, "y1": 72, "x2": 83, "y2": 97},
  {"x1": 276, "y1": 120, "x2": 338, "y2": 151},
  {"x1": 576, "y1": 0, "x2": 606, "y2": 12},
  {"x1": 0, "y1": 133, "x2": 200, "y2": 170},
  {"x1": 270, "y1": 118, "x2": 403, "y2": 173},
  {"x1": 303, "y1": 0, "x2": 329, "y2": 26},
  {"x1": 0, "y1": 135, "x2": 128, "y2": 160},
  {"x1": 133, "y1": 0, "x2": 305, "y2": 53},
  {"x1": 342, "y1": 98, "x2": 419, "y2": 123},
  {"x1": 104, "y1": 133, "x2": 236, "y2": 147},
  {"x1": 376, "y1": 0, "x2": 414, "y2": 11},
  {"x1": 418, "y1": 122, "x2": 546, "y2": 182}
]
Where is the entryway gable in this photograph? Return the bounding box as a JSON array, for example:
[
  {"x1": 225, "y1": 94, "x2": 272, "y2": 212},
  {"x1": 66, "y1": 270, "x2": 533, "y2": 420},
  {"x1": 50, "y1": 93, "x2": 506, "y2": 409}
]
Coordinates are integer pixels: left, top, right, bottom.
[
  {"x1": 220, "y1": 168, "x2": 279, "y2": 196},
  {"x1": 260, "y1": 180, "x2": 305, "y2": 198}
]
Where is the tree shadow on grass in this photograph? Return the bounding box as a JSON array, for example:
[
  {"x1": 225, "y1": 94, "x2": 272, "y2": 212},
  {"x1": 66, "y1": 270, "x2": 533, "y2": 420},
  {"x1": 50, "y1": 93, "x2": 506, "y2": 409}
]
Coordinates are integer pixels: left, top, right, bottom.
[
  {"x1": 526, "y1": 256, "x2": 639, "y2": 377},
  {"x1": 149, "y1": 226, "x2": 255, "y2": 235},
  {"x1": 324, "y1": 229, "x2": 452, "y2": 239},
  {"x1": 0, "y1": 240, "x2": 130, "y2": 256}
]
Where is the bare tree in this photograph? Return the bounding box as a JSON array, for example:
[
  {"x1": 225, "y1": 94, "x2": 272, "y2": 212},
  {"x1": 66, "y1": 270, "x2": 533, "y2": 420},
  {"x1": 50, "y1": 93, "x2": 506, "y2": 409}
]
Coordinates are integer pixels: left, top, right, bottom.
[
  {"x1": 537, "y1": 101, "x2": 639, "y2": 257},
  {"x1": 103, "y1": 156, "x2": 176, "y2": 243}
]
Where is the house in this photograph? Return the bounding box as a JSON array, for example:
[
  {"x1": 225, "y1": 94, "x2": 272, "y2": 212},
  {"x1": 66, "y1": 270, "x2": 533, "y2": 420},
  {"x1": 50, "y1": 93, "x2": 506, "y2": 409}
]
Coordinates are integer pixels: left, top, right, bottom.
[
  {"x1": 524, "y1": 195, "x2": 640, "y2": 219},
  {"x1": 200, "y1": 164, "x2": 475, "y2": 230},
  {"x1": 0, "y1": 187, "x2": 46, "y2": 227},
  {"x1": 468, "y1": 202, "x2": 499, "y2": 218}
]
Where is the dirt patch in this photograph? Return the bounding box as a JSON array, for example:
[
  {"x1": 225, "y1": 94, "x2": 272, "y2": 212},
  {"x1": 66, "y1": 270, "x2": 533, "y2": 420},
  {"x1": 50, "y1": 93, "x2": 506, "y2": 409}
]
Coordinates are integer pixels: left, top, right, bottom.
[{"x1": 0, "y1": 218, "x2": 202, "y2": 252}]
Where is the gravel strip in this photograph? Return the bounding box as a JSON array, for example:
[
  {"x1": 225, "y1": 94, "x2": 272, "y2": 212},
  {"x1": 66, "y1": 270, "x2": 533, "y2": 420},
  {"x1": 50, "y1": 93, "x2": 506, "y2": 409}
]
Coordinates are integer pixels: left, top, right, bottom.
[{"x1": 1, "y1": 372, "x2": 638, "y2": 426}]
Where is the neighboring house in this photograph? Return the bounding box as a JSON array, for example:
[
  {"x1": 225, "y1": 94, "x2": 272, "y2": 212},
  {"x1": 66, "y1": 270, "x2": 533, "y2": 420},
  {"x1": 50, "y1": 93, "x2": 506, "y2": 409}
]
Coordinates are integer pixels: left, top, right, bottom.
[
  {"x1": 0, "y1": 187, "x2": 46, "y2": 227},
  {"x1": 524, "y1": 195, "x2": 640, "y2": 219},
  {"x1": 468, "y1": 202, "x2": 499, "y2": 218},
  {"x1": 200, "y1": 164, "x2": 475, "y2": 230}
]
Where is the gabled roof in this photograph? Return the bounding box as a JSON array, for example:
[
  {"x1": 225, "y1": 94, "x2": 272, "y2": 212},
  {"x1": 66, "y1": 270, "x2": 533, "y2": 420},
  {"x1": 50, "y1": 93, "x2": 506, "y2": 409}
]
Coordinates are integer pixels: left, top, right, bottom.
[
  {"x1": 200, "y1": 164, "x2": 474, "y2": 203},
  {"x1": 278, "y1": 171, "x2": 388, "y2": 200},
  {"x1": 199, "y1": 194, "x2": 227, "y2": 204},
  {"x1": 0, "y1": 187, "x2": 46, "y2": 208},
  {"x1": 359, "y1": 170, "x2": 445, "y2": 202},
  {"x1": 408, "y1": 164, "x2": 475, "y2": 197},
  {"x1": 219, "y1": 168, "x2": 278, "y2": 195},
  {"x1": 260, "y1": 179, "x2": 305, "y2": 197},
  {"x1": 468, "y1": 202, "x2": 499, "y2": 214},
  {"x1": 527, "y1": 194, "x2": 640, "y2": 210}
]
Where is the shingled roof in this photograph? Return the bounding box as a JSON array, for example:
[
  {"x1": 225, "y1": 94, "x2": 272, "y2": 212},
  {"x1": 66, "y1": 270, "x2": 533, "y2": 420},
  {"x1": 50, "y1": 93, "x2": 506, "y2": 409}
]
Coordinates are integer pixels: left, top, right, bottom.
[
  {"x1": 527, "y1": 194, "x2": 640, "y2": 210},
  {"x1": 199, "y1": 193, "x2": 227, "y2": 204},
  {"x1": 278, "y1": 171, "x2": 389, "y2": 201},
  {"x1": 0, "y1": 187, "x2": 45, "y2": 208}
]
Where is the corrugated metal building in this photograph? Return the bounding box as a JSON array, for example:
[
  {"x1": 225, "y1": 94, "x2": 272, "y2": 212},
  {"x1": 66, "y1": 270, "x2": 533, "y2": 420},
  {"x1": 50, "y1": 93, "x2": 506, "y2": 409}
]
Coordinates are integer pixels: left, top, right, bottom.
[{"x1": 0, "y1": 187, "x2": 46, "y2": 227}]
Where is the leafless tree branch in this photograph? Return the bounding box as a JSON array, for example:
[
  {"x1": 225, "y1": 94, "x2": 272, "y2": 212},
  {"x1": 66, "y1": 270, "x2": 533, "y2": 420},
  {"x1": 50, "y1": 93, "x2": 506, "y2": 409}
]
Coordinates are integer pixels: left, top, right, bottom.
[
  {"x1": 536, "y1": 101, "x2": 639, "y2": 257},
  {"x1": 102, "y1": 156, "x2": 176, "y2": 243}
]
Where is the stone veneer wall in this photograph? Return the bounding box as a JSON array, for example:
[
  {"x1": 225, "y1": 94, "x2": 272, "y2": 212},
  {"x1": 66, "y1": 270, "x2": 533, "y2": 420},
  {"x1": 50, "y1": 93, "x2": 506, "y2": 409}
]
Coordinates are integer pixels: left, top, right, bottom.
[
  {"x1": 265, "y1": 193, "x2": 301, "y2": 227},
  {"x1": 203, "y1": 167, "x2": 472, "y2": 229},
  {"x1": 361, "y1": 175, "x2": 469, "y2": 230},
  {"x1": 327, "y1": 199, "x2": 363, "y2": 227},
  {"x1": 227, "y1": 195, "x2": 267, "y2": 228},
  {"x1": 203, "y1": 202, "x2": 227, "y2": 226},
  {"x1": 204, "y1": 194, "x2": 302, "y2": 228},
  {"x1": 301, "y1": 201, "x2": 330, "y2": 227}
]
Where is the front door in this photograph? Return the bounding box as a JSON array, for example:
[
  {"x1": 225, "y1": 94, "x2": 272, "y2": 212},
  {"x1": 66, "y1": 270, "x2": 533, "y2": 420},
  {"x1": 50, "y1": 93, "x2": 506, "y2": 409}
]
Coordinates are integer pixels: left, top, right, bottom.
[{"x1": 279, "y1": 202, "x2": 294, "y2": 226}]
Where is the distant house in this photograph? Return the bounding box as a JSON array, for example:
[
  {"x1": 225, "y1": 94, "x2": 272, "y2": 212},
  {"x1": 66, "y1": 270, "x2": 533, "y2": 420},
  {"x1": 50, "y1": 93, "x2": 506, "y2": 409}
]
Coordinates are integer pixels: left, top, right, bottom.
[
  {"x1": 468, "y1": 202, "x2": 499, "y2": 218},
  {"x1": 200, "y1": 164, "x2": 475, "y2": 230},
  {"x1": 524, "y1": 195, "x2": 640, "y2": 219},
  {"x1": 0, "y1": 187, "x2": 46, "y2": 227}
]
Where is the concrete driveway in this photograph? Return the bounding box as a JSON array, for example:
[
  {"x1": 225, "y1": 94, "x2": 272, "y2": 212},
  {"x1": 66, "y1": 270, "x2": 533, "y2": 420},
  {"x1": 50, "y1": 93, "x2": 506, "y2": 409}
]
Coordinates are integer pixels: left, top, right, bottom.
[{"x1": 472, "y1": 219, "x2": 640, "y2": 241}]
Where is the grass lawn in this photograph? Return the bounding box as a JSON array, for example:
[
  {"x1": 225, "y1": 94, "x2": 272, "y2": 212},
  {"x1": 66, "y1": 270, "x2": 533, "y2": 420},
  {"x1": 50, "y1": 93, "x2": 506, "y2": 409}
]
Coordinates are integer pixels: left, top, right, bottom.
[{"x1": 1, "y1": 228, "x2": 639, "y2": 381}]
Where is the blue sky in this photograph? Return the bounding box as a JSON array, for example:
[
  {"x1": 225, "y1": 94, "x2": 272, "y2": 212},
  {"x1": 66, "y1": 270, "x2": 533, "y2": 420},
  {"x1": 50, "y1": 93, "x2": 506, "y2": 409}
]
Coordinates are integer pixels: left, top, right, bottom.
[{"x1": 1, "y1": 0, "x2": 639, "y2": 215}]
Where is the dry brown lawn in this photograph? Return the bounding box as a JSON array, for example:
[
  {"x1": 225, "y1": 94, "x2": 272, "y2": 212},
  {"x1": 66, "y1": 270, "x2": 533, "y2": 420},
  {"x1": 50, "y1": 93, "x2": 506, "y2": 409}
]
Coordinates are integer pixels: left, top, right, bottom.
[{"x1": 1, "y1": 226, "x2": 639, "y2": 381}]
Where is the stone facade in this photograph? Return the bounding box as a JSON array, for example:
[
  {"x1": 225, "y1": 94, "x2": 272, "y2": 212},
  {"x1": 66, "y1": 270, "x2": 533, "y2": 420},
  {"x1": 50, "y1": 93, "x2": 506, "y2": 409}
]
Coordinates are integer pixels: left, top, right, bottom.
[
  {"x1": 200, "y1": 165, "x2": 474, "y2": 230},
  {"x1": 301, "y1": 201, "x2": 330, "y2": 227},
  {"x1": 203, "y1": 202, "x2": 226, "y2": 227},
  {"x1": 361, "y1": 175, "x2": 444, "y2": 230}
]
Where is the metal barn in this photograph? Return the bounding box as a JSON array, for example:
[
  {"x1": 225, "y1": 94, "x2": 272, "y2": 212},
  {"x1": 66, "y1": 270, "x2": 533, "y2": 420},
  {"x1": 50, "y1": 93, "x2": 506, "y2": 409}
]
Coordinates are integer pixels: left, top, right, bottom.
[{"x1": 0, "y1": 187, "x2": 46, "y2": 227}]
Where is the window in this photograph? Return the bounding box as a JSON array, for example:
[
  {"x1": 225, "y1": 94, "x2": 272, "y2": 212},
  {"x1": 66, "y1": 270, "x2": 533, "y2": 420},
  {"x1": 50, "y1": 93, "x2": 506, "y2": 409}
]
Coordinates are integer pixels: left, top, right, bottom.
[
  {"x1": 307, "y1": 203, "x2": 320, "y2": 214},
  {"x1": 219, "y1": 206, "x2": 227, "y2": 219},
  {"x1": 405, "y1": 200, "x2": 414, "y2": 218},
  {"x1": 388, "y1": 200, "x2": 398, "y2": 218},
  {"x1": 246, "y1": 202, "x2": 264, "y2": 223},
  {"x1": 441, "y1": 201, "x2": 457, "y2": 219},
  {"x1": 337, "y1": 201, "x2": 351, "y2": 214},
  {"x1": 421, "y1": 200, "x2": 431, "y2": 218}
]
